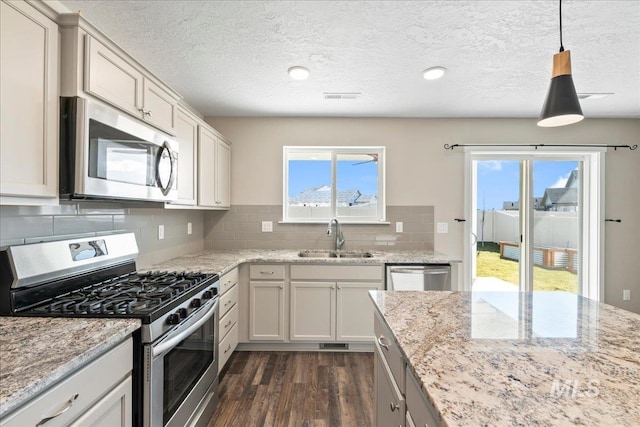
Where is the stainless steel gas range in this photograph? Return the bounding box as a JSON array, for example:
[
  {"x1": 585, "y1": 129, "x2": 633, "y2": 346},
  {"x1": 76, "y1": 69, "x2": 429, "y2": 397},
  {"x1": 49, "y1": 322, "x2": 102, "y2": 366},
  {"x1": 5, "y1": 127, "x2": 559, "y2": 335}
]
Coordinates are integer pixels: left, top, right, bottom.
[{"x1": 0, "y1": 233, "x2": 219, "y2": 427}]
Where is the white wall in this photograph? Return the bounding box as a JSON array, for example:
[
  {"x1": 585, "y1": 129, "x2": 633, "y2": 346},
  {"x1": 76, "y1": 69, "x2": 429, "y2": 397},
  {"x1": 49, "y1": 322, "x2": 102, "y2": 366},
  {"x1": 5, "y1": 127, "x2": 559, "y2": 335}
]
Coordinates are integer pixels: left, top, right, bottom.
[{"x1": 206, "y1": 117, "x2": 640, "y2": 313}]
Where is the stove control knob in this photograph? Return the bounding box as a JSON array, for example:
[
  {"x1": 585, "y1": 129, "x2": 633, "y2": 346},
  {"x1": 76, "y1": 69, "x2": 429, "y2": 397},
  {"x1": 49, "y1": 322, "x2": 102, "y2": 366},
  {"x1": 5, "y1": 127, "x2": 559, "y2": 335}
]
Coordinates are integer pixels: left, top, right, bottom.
[
  {"x1": 167, "y1": 312, "x2": 181, "y2": 325},
  {"x1": 191, "y1": 298, "x2": 202, "y2": 308},
  {"x1": 203, "y1": 290, "x2": 213, "y2": 300},
  {"x1": 178, "y1": 307, "x2": 188, "y2": 318}
]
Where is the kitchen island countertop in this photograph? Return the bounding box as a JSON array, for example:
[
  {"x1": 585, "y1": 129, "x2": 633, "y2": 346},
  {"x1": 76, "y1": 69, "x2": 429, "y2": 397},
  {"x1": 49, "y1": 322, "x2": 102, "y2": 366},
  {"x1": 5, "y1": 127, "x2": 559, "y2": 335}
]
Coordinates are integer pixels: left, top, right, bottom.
[
  {"x1": 370, "y1": 290, "x2": 640, "y2": 426},
  {"x1": 146, "y1": 248, "x2": 460, "y2": 277},
  {"x1": 0, "y1": 317, "x2": 140, "y2": 418}
]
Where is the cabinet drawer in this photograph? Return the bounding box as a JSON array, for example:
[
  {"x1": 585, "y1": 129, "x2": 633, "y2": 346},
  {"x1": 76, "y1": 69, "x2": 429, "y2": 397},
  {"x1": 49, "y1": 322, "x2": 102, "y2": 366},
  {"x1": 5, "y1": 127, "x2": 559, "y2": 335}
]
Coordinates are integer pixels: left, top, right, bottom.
[
  {"x1": 219, "y1": 268, "x2": 238, "y2": 295},
  {"x1": 219, "y1": 284, "x2": 238, "y2": 317},
  {"x1": 219, "y1": 323, "x2": 238, "y2": 371},
  {"x1": 219, "y1": 303, "x2": 238, "y2": 341},
  {"x1": 374, "y1": 312, "x2": 404, "y2": 393},
  {"x1": 1, "y1": 339, "x2": 132, "y2": 427},
  {"x1": 290, "y1": 264, "x2": 382, "y2": 281},
  {"x1": 406, "y1": 369, "x2": 440, "y2": 427},
  {"x1": 249, "y1": 264, "x2": 285, "y2": 280}
]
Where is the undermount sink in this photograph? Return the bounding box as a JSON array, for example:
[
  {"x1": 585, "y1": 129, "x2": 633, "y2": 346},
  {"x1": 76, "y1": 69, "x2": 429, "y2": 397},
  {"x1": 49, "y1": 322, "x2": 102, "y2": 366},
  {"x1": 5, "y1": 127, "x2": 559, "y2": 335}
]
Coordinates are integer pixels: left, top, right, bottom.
[{"x1": 297, "y1": 250, "x2": 374, "y2": 258}]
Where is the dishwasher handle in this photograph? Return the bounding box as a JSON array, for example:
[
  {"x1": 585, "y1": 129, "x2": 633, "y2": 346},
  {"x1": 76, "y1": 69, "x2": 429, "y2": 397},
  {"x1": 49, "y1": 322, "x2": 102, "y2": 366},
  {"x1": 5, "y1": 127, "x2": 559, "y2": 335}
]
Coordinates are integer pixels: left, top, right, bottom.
[{"x1": 389, "y1": 266, "x2": 450, "y2": 275}]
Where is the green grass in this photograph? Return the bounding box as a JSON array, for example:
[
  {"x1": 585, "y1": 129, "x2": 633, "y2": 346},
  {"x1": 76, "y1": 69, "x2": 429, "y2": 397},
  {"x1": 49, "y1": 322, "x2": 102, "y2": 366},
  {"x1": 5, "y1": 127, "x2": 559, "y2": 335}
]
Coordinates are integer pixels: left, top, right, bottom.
[{"x1": 476, "y1": 242, "x2": 578, "y2": 293}]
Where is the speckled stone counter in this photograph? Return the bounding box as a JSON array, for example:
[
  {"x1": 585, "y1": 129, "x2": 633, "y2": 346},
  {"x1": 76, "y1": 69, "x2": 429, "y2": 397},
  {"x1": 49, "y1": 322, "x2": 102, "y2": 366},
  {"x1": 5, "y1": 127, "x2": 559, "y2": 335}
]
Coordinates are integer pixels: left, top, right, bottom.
[
  {"x1": 370, "y1": 290, "x2": 640, "y2": 426},
  {"x1": 147, "y1": 248, "x2": 460, "y2": 276},
  {"x1": 0, "y1": 317, "x2": 141, "y2": 418}
]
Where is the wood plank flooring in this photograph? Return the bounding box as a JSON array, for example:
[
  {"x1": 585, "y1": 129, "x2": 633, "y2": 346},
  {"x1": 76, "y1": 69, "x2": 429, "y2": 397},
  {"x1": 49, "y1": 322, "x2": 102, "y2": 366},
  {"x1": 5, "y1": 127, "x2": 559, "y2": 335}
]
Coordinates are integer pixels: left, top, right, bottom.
[{"x1": 207, "y1": 351, "x2": 374, "y2": 427}]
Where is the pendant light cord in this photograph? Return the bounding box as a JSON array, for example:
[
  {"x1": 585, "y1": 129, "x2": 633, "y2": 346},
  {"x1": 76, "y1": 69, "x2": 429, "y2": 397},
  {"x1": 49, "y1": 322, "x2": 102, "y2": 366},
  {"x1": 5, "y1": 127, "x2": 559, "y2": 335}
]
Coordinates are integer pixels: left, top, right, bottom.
[{"x1": 559, "y1": 0, "x2": 565, "y2": 52}]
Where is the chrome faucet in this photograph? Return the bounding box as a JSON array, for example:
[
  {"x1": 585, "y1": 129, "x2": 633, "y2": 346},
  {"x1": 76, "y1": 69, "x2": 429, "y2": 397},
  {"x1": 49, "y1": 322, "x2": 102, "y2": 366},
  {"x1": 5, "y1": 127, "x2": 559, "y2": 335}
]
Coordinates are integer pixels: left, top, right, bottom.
[{"x1": 327, "y1": 218, "x2": 345, "y2": 250}]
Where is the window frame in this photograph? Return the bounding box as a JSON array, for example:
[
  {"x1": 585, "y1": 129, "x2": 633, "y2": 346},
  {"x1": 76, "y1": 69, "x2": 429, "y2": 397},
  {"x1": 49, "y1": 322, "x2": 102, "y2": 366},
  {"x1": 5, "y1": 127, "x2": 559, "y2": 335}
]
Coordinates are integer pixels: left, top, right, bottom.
[{"x1": 282, "y1": 146, "x2": 386, "y2": 223}]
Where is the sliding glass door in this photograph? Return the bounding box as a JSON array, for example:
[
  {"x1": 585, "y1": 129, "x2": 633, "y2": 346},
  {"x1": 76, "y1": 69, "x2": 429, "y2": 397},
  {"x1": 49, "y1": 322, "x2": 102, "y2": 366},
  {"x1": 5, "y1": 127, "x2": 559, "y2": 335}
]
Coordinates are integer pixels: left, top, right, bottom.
[{"x1": 465, "y1": 149, "x2": 603, "y2": 300}]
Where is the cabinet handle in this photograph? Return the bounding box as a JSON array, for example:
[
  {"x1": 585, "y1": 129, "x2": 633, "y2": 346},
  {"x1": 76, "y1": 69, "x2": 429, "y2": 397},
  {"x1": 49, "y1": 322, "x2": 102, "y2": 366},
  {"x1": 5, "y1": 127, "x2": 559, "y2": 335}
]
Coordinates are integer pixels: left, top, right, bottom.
[
  {"x1": 390, "y1": 402, "x2": 400, "y2": 412},
  {"x1": 377, "y1": 336, "x2": 389, "y2": 350},
  {"x1": 225, "y1": 319, "x2": 232, "y2": 328},
  {"x1": 224, "y1": 344, "x2": 232, "y2": 354},
  {"x1": 36, "y1": 393, "x2": 79, "y2": 426},
  {"x1": 144, "y1": 110, "x2": 152, "y2": 117},
  {"x1": 224, "y1": 300, "x2": 231, "y2": 307},
  {"x1": 260, "y1": 271, "x2": 274, "y2": 275}
]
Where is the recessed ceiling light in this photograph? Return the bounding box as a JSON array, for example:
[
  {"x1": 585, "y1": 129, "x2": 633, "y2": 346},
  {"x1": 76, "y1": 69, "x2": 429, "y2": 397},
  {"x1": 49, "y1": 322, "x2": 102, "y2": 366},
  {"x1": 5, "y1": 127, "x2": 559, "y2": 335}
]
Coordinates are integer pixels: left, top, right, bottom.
[
  {"x1": 422, "y1": 66, "x2": 446, "y2": 80},
  {"x1": 288, "y1": 66, "x2": 310, "y2": 80},
  {"x1": 577, "y1": 93, "x2": 614, "y2": 100}
]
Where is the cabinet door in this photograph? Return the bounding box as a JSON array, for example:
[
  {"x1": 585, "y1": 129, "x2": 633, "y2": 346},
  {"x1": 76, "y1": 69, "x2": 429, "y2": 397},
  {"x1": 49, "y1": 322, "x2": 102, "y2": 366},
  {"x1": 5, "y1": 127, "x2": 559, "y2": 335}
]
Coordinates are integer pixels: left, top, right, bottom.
[
  {"x1": 336, "y1": 282, "x2": 380, "y2": 342},
  {"x1": 249, "y1": 281, "x2": 285, "y2": 340},
  {"x1": 375, "y1": 342, "x2": 405, "y2": 427},
  {"x1": 85, "y1": 35, "x2": 143, "y2": 118},
  {"x1": 214, "y1": 138, "x2": 231, "y2": 208},
  {"x1": 290, "y1": 282, "x2": 335, "y2": 341},
  {"x1": 142, "y1": 78, "x2": 177, "y2": 135},
  {"x1": 69, "y1": 375, "x2": 132, "y2": 427},
  {"x1": 197, "y1": 125, "x2": 217, "y2": 207},
  {"x1": 170, "y1": 108, "x2": 198, "y2": 205},
  {"x1": 0, "y1": 1, "x2": 58, "y2": 201}
]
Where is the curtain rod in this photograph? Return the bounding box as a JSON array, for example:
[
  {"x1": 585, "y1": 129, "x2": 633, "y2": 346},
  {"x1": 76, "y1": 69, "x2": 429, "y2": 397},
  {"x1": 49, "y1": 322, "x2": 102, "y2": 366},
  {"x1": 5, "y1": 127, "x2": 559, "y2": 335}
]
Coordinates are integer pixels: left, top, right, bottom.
[{"x1": 443, "y1": 143, "x2": 637, "y2": 151}]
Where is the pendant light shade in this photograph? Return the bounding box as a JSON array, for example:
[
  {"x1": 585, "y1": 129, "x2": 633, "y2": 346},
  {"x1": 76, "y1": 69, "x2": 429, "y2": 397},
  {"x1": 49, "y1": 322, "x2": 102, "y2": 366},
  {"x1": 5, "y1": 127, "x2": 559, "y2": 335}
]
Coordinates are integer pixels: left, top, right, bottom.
[
  {"x1": 537, "y1": 0, "x2": 584, "y2": 127},
  {"x1": 538, "y1": 50, "x2": 583, "y2": 127}
]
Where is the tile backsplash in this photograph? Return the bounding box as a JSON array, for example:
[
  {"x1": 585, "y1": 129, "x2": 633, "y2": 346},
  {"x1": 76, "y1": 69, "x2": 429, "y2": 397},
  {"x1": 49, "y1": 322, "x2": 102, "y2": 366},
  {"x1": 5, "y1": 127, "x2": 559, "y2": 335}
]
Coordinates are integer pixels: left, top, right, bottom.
[
  {"x1": 0, "y1": 203, "x2": 205, "y2": 268},
  {"x1": 204, "y1": 205, "x2": 434, "y2": 251}
]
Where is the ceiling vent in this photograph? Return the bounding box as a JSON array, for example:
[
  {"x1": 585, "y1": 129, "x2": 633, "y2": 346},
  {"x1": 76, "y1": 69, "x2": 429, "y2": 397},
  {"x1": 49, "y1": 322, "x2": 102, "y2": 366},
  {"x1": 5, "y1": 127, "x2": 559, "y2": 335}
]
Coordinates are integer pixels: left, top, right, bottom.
[{"x1": 324, "y1": 92, "x2": 361, "y2": 100}]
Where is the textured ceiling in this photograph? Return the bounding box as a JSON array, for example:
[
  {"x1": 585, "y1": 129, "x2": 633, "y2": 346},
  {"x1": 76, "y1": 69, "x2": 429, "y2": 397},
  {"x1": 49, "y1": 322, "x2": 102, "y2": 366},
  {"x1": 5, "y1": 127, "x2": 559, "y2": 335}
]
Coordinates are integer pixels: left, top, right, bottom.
[{"x1": 58, "y1": 1, "x2": 640, "y2": 118}]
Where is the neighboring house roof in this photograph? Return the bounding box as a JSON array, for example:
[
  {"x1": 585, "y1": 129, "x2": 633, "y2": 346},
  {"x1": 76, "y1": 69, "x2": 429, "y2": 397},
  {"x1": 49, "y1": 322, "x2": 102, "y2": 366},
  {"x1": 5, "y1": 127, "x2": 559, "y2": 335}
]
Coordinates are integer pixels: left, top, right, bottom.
[
  {"x1": 290, "y1": 185, "x2": 375, "y2": 205},
  {"x1": 565, "y1": 169, "x2": 579, "y2": 188},
  {"x1": 541, "y1": 187, "x2": 578, "y2": 206}
]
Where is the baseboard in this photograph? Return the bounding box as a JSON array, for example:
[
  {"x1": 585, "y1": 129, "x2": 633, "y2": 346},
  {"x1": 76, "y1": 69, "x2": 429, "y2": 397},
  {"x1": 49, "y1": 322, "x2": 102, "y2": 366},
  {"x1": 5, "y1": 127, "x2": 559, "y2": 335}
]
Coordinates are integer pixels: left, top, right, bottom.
[{"x1": 236, "y1": 342, "x2": 374, "y2": 352}]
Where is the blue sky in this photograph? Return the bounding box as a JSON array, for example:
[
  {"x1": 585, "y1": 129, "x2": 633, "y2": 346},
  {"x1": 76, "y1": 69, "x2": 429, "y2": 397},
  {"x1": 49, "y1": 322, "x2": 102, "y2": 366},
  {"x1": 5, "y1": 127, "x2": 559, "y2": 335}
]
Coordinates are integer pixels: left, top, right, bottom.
[
  {"x1": 288, "y1": 160, "x2": 378, "y2": 197},
  {"x1": 477, "y1": 160, "x2": 578, "y2": 210}
]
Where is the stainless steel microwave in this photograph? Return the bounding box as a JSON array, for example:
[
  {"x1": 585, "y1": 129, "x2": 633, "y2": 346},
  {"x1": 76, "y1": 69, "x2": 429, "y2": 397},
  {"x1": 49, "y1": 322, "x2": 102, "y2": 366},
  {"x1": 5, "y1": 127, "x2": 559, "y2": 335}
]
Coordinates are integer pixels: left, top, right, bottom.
[{"x1": 60, "y1": 97, "x2": 178, "y2": 202}]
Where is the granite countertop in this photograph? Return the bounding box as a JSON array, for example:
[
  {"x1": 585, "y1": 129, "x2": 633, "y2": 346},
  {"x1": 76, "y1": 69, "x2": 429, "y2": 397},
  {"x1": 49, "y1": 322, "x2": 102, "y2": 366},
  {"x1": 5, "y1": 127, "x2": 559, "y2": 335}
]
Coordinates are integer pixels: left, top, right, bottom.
[
  {"x1": 146, "y1": 248, "x2": 460, "y2": 277},
  {"x1": 370, "y1": 290, "x2": 640, "y2": 426},
  {"x1": 0, "y1": 317, "x2": 141, "y2": 418}
]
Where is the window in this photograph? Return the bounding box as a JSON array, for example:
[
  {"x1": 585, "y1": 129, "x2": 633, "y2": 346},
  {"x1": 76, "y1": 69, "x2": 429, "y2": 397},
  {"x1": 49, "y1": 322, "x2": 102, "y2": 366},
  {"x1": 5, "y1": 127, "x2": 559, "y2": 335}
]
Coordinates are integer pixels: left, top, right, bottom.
[{"x1": 283, "y1": 146, "x2": 386, "y2": 223}]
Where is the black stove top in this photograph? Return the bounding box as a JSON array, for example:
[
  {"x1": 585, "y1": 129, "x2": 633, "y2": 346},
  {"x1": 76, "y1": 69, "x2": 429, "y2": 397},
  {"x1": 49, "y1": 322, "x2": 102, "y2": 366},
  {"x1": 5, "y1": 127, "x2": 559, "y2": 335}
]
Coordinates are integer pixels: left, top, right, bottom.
[{"x1": 17, "y1": 270, "x2": 218, "y2": 322}]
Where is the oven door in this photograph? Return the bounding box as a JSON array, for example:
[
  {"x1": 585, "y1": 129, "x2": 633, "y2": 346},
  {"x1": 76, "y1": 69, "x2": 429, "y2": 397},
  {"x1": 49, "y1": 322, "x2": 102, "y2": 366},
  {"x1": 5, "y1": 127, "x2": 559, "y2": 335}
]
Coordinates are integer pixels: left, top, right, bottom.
[{"x1": 144, "y1": 299, "x2": 218, "y2": 427}]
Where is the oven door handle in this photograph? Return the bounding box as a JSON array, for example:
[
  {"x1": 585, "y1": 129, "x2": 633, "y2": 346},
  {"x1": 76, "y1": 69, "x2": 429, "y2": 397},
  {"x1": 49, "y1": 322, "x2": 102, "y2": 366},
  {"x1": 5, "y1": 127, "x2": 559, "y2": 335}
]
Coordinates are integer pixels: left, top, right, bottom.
[{"x1": 152, "y1": 299, "x2": 218, "y2": 358}]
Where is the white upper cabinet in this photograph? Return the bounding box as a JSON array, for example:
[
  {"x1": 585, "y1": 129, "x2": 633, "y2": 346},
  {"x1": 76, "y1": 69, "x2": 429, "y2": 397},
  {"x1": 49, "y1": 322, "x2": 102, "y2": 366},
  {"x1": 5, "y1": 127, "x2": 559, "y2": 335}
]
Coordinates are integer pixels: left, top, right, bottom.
[
  {"x1": 197, "y1": 123, "x2": 231, "y2": 210},
  {"x1": 84, "y1": 35, "x2": 177, "y2": 135},
  {"x1": 0, "y1": 0, "x2": 59, "y2": 205},
  {"x1": 198, "y1": 125, "x2": 217, "y2": 208},
  {"x1": 85, "y1": 35, "x2": 143, "y2": 118},
  {"x1": 169, "y1": 107, "x2": 199, "y2": 206},
  {"x1": 214, "y1": 137, "x2": 231, "y2": 208}
]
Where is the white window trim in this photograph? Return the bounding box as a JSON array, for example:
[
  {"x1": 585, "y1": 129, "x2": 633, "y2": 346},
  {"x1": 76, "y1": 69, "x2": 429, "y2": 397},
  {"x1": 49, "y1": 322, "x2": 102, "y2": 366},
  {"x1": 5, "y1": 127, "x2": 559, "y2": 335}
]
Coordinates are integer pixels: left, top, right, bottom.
[
  {"x1": 282, "y1": 146, "x2": 386, "y2": 224},
  {"x1": 463, "y1": 146, "x2": 605, "y2": 301}
]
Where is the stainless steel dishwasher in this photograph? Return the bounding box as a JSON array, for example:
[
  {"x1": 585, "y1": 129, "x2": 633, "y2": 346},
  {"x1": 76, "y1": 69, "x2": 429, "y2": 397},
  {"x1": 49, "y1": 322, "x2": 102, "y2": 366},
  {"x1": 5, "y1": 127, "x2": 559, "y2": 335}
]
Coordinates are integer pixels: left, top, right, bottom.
[{"x1": 386, "y1": 264, "x2": 451, "y2": 291}]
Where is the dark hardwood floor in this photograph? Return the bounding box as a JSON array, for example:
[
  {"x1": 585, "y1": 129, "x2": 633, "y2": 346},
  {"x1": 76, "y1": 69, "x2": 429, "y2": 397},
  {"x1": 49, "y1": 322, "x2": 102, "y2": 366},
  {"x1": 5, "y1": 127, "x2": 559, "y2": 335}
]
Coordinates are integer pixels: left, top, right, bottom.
[{"x1": 208, "y1": 351, "x2": 374, "y2": 427}]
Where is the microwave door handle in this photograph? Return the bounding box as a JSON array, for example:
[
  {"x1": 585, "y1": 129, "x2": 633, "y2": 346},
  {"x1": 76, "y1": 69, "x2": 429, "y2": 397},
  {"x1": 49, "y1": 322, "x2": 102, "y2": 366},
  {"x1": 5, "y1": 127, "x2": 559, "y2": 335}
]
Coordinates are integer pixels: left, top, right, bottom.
[
  {"x1": 152, "y1": 299, "x2": 218, "y2": 358},
  {"x1": 156, "y1": 141, "x2": 176, "y2": 196}
]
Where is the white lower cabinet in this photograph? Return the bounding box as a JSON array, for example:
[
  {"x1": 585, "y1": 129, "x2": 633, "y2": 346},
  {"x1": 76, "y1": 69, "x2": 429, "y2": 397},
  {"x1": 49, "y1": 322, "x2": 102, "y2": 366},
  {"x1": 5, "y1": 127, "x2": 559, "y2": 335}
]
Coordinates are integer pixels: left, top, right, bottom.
[
  {"x1": 248, "y1": 265, "x2": 286, "y2": 341},
  {"x1": 375, "y1": 340, "x2": 405, "y2": 427},
  {"x1": 290, "y1": 281, "x2": 336, "y2": 341},
  {"x1": 249, "y1": 281, "x2": 286, "y2": 340},
  {"x1": 218, "y1": 268, "x2": 239, "y2": 370},
  {"x1": 289, "y1": 265, "x2": 383, "y2": 343},
  {"x1": 405, "y1": 369, "x2": 440, "y2": 427},
  {"x1": 68, "y1": 375, "x2": 132, "y2": 427},
  {"x1": 374, "y1": 312, "x2": 441, "y2": 427},
  {"x1": 1, "y1": 339, "x2": 133, "y2": 427}
]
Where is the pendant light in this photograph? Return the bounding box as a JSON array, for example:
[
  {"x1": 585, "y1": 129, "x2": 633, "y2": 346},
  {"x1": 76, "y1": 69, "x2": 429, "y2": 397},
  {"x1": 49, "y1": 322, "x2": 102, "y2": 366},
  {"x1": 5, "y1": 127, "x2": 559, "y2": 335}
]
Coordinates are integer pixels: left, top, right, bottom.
[{"x1": 538, "y1": 0, "x2": 584, "y2": 127}]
